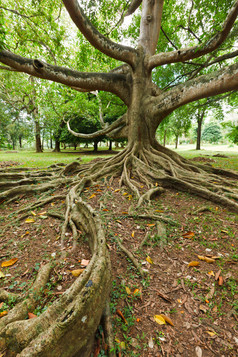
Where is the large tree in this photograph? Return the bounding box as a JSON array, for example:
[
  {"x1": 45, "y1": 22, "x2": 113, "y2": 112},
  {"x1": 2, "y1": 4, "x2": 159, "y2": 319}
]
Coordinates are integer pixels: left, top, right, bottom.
[{"x1": 0, "y1": 1, "x2": 238, "y2": 356}]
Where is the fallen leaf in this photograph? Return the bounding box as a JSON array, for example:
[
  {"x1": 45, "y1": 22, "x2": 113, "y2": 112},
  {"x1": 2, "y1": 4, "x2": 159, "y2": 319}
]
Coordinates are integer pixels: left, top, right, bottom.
[
  {"x1": 125, "y1": 286, "x2": 131, "y2": 295},
  {"x1": 39, "y1": 215, "x2": 48, "y2": 219},
  {"x1": 133, "y1": 289, "x2": 140, "y2": 296},
  {"x1": 127, "y1": 194, "x2": 133, "y2": 200},
  {"x1": 102, "y1": 209, "x2": 109, "y2": 211},
  {"x1": 221, "y1": 229, "x2": 228, "y2": 234},
  {"x1": 131, "y1": 231, "x2": 135, "y2": 238},
  {"x1": 199, "y1": 304, "x2": 208, "y2": 313},
  {"x1": 71, "y1": 269, "x2": 84, "y2": 277},
  {"x1": 0, "y1": 302, "x2": 3, "y2": 309},
  {"x1": 206, "y1": 331, "x2": 216, "y2": 337},
  {"x1": 31, "y1": 211, "x2": 36, "y2": 216},
  {"x1": 116, "y1": 309, "x2": 127, "y2": 324},
  {"x1": 25, "y1": 218, "x2": 35, "y2": 223},
  {"x1": 215, "y1": 269, "x2": 221, "y2": 280},
  {"x1": 121, "y1": 211, "x2": 128, "y2": 215},
  {"x1": 0, "y1": 270, "x2": 5, "y2": 278},
  {"x1": 28, "y1": 312, "x2": 37, "y2": 319},
  {"x1": 154, "y1": 315, "x2": 166, "y2": 325},
  {"x1": 155, "y1": 209, "x2": 164, "y2": 213},
  {"x1": 0, "y1": 311, "x2": 8, "y2": 318},
  {"x1": 81, "y1": 259, "x2": 90, "y2": 267},
  {"x1": 120, "y1": 341, "x2": 126, "y2": 350},
  {"x1": 89, "y1": 194, "x2": 96, "y2": 199},
  {"x1": 114, "y1": 189, "x2": 120, "y2": 192},
  {"x1": 218, "y1": 275, "x2": 223, "y2": 286},
  {"x1": 182, "y1": 231, "x2": 195, "y2": 239},
  {"x1": 148, "y1": 336, "x2": 154, "y2": 349},
  {"x1": 1, "y1": 258, "x2": 18, "y2": 267},
  {"x1": 122, "y1": 192, "x2": 128, "y2": 196},
  {"x1": 146, "y1": 256, "x2": 153, "y2": 264},
  {"x1": 160, "y1": 314, "x2": 174, "y2": 326},
  {"x1": 205, "y1": 286, "x2": 215, "y2": 300},
  {"x1": 147, "y1": 223, "x2": 155, "y2": 227},
  {"x1": 195, "y1": 345, "x2": 203, "y2": 357},
  {"x1": 204, "y1": 257, "x2": 215, "y2": 264},
  {"x1": 197, "y1": 255, "x2": 205, "y2": 261},
  {"x1": 208, "y1": 271, "x2": 215, "y2": 276},
  {"x1": 188, "y1": 261, "x2": 200, "y2": 267}
]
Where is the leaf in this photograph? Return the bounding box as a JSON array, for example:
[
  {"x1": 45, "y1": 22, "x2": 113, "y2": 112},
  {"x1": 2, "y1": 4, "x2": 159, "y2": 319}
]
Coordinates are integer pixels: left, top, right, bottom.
[
  {"x1": 188, "y1": 261, "x2": 200, "y2": 267},
  {"x1": 28, "y1": 312, "x2": 37, "y2": 319},
  {"x1": 1, "y1": 258, "x2": 18, "y2": 267},
  {"x1": 71, "y1": 269, "x2": 84, "y2": 277},
  {"x1": 154, "y1": 315, "x2": 166, "y2": 325},
  {"x1": 125, "y1": 286, "x2": 131, "y2": 295},
  {"x1": 0, "y1": 311, "x2": 8, "y2": 318},
  {"x1": 116, "y1": 309, "x2": 127, "y2": 324},
  {"x1": 182, "y1": 231, "x2": 195, "y2": 239},
  {"x1": 146, "y1": 256, "x2": 153, "y2": 264},
  {"x1": 89, "y1": 194, "x2": 96, "y2": 199},
  {"x1": 147, "y1": 223, "x2": 155, "y2": 227},
  {"x1": 0, "y1": 270, "x2": 5, "y2": 278},
  {"x1": 81, "y1": 259, "x2": 90, "y2": 267},
  {"x1": 121, "y1": 211, "x2": 128, "y2": 215},
  {"x1": 148, "y1": 336, "x2": 154, "y2": 349},
  {"x1": 206, "y1": 331, "x2": 216, "y2": 337},
  {"x1": 102, "y1": 208, "x2": 109, "y2": 211},
  {"x1": 205, "y1": 286, "x2": 215, "y2": 300},
  {"x1": 133, "y1": 288, "x2": 140, "y2": 296},
  {"x1": 122, "y1": 192, "x2": 128, "y2": 196},
  {"x1": 197, "y1": 255, "x2": 206, "y2": 261},
  {"x1": 114, "y1": 189, "x2": 120, "y2": 192},
  {"x1": 195, "y1": 346, "x2": 203, "y2": 357},
  {"x1": 127, "y1": 194, "x2": 132, "y2": 200},
  {"x1": 39, "y1": 215, "x2": 48, "y2": 219},
  {"x1": 31, "y1": 211, "x2": 36, "y2": 216},
  {"x1": 25, "y1": 218, "x2": 35, "y2": 223},
  {"x1": 218, "y1": 275, "x2": 223, "y2": 286},
  {"x1": 120, "y1": 341, "x2": 126, "y2": 350},
  {"x1": 155, "y1": 209, "x2": 164, "y2": 213},
  {"x1": 204, "y1": 257, "x2": 215, "y2": 263},
  {"x1": 0, "y1": 302, "x2": 3, "y2": 309},
  {"x1": 160, "y1": 314, "x2": 174, "y2": 326},
  {"x1": 215, "y1": 269, "x2": 221, "y2": 280},
  {"x1": 131, "y1": 231, "x2": 135, "y2": 238},
  {"x1": 208, "y1": 271, "x2": 215, "y2": 276}
]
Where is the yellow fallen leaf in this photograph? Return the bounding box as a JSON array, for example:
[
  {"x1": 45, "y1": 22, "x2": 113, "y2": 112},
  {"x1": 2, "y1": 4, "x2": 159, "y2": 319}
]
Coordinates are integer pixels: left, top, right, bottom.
[
  {"x1": 147, "y1": 223, "x2": 155, "y2": 227},
  {"x1": 204, "y1": 257, "x2": 215, "y2": 263},
  {"x1": 102, "y1": 208, "x2": 109, "y2": 211},
  {"x1": 197, "y1": 255, "x2": 206, "y2": 261},
  {"x1": 127, "y1": 194, "x2": 132, "y2": 200},
  {"x1": 39, "y1": 211, "x2": 47, "y2": 215},
  {"x1": 114, "y1": 189, "x2": 120, "y2": 192},
  {"x1": 146, "y1": 256, "x2": 153, "y2": 264},
  {"x1": 0, "y1": 270, "x2": 5, "y2": 278},
  {"x1": 31, "y1": 211, "x2": 36, "y2": 216},
  {"x1": 160, "y1": 314, "x2": 174, "y2": 326},
  {"x1": 125, "y1": 286, "x2": 131, "y2": 295},
  {"x1": 121, "y1": 212, "x2": 128, "y2": 215},
  {"x1": 122, "y1": 192, "x2": 128, "y2": 196},
  {"x1": 154, "y1": 315, "x2": 166, "y2": 325},
  {"x1": 131, "y1": 231, "x2": 135, "y2": 238},
  {"x1": 208, "y1": 271, "x2": 215, "y2": 276},
  {"x1": 206, "y1": 331, "x2": 216, "y2": 337},
  {"x1": 0, "y1": 311, "x2": 8, "y2": 318},
  {"x1": 71, "y1": 269, "x2": 84, "y2": 277},
  {"x1": 120, "y1": 341, "x2": 126, "y2": 350},
  {"x1": 182, "y1": 231, "x2": 195, "y2": 239},
  {"x1": 89, "y1": 194, "x2": 96, "y2": 199},
  {"x1": 188, "y1": 261, "x2": 200, "y2": 267},
  {"x1": 25, "y1": 218, "x2": 35, "y2": 223},
  {"x1": 1, "y1": 258, "x2": 18, "y2": 267},
  {"x1": 221, "y1": 229, "x2": 228, "y2": 234},
  {"x1": 155, "y1": 209, "x2": 164, "y2": 213}
]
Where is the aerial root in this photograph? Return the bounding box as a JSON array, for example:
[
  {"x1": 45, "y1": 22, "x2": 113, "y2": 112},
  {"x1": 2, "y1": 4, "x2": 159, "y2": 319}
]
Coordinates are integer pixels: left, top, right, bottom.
[
  {"x1": 137, "y1": 186, "x2": 165, "y2": 208},
  {"x1": 115, "y1": 237, "x2": 147, "y2": 276}
]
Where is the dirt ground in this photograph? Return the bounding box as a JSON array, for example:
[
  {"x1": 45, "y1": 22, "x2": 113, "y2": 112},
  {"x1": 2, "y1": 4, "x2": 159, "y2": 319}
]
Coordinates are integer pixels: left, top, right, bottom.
[{"x1": 0, "y1": 159, "x2": 237, "y2": 357}]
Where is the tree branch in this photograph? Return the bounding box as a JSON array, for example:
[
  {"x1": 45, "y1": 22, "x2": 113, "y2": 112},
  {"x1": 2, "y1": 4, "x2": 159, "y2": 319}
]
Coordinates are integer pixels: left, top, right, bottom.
[
  {"x1": 66, "y1": 114, "x2": 127, "y2": 140},
  {"x1": 62, "y1": 0, "x2": 137, "y2": 67},
  {"x1": 148, "y1": 0, "x2": 238, "y2": 70},
  {"x1": 0, "y1": 50, "x2": 131, "y2": 104},
  {"x1": 125, "y1": 0, "x2": 142, "y2": 17},
  {"x1": 152, "y1": 62, "x2": 238, "y2": 119}
]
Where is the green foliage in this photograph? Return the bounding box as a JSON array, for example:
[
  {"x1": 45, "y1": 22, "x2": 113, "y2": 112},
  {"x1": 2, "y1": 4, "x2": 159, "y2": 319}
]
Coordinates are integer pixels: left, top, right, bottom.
[{"x1": 202, "y1": 121, "x2": 223, "y2": 143}]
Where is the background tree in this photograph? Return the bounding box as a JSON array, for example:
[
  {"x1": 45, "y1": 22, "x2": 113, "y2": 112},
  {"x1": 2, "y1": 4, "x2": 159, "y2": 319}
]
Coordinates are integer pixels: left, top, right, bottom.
[
  {"x1": 0, "y1": 1, "x2": 238, "y2": 356},
  {"x1": 202, "y1": 121, "x2": 223, "y2": 143}
]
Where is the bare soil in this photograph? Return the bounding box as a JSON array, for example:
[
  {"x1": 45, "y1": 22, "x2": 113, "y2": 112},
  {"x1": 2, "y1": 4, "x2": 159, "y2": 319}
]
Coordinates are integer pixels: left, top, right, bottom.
[{"x1": 0, "y1": 160, "x2": 237, "y2": 357}]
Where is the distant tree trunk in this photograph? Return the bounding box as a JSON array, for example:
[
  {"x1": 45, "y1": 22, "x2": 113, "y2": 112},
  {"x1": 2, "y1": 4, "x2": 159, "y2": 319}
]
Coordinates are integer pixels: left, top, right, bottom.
[
  {"x1": 196, "y1": 110, "x2": 205, "y2": 150},
  {"x1": 35, "y1": 119, "x2": 42, "y2": 153},
  {"x1": 19, "y1": 136, "x2": 22, "y2": 148},
  {"x1": 54, "y1": 140, "x2": 61, "y2": 152},
  {"x1": 74, "y1": 143, "x2": 77, "y2": 150},
  {"x1": 93, "y1": 141, "x2": 98, "y2": 152},
  {"x1": 108, "y1": 140, "x2": 112, "y2": 150},
  {"x1": 175, "y1": 135, "x2": 179, "y2": 149},
  {"x1": 163, "y1": 129, "x2": 167, "y2": 146}
]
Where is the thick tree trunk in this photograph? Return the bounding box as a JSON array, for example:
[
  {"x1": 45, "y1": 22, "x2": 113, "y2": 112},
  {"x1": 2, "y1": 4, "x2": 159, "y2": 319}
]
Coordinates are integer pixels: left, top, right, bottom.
[
  {"x1": 34, "y1": 119, "x2": 42, "y2": 153},
  {"x1": 93, "y1": 141, "x2": 98, "y2": 152},
  {"x1": 54, "y1": 140, "x2": 61, "y2": 152},
  {"x1": 108, "y1": 140, "x2": 112, "y2": 151}
]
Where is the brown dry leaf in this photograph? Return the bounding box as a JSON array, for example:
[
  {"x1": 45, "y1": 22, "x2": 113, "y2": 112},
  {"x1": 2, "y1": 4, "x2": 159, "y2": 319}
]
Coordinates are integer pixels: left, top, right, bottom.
[
  {"x1": 116, "y1": 309, "x2": 127, "y2": 324},
  {"x1": 71, "y1": 269, "x2": 84, "y2": 277},
  {"x1": 211, "y1": 256, "x2": 221, "y2": 260},
  {"x1": 133, "y1": 288, "x2": 140, "y2": 296},
  {"x1": 182, "y1": 231, "x2": 195, "y2": 239},
  {"x1": 1, "y1": 258, "x2": 18, "y2": 267},
  {"x1": 218, "y1": 276, "x2": 224, "y2": 286},
  {"x1": 215, "y1": 269, "x2": 221, "y2": 280},
  {"x1": 0, "y1": 311, "x2": 8, "y2": 318},
  {"x1": 25, "y1": 218, "x2": 35, "y2": 223},
  {"x1": 155, "y1": 209, "x2": 164, "y2": 213},
  {"x1": 205, "y1": 286, "x2": 215, "y2": 300},
  {"x1": 199, "y1": 304, "x2": 208, "y2": 313},
  {"x1": 81, "y1": 259, "x2": 90, "y2": 267},
  {"x1": 188, "y1": 261, "x2": 200, "y2": 267},
  {"x1": 28, "y1": 312, "x2": 37, "y2": 319},
  {"x1": 121, "y1": 211, "x2": 128, "y2": 215},
  {"x1": 154, "y1": 315, "x2": 166, "y2": 325},
  {"x1": 160, "y1": 314, "x2": 174, "y2": 326},
  {"x1": 102, "y1": 208, "x2": 109, "y2": 212}
]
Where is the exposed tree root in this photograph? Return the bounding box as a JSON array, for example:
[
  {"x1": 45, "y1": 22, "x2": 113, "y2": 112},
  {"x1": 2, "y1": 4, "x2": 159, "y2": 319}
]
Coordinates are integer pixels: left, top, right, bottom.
[{"x1": 0, "y1": 144, "x2": 237, "y2": 356}]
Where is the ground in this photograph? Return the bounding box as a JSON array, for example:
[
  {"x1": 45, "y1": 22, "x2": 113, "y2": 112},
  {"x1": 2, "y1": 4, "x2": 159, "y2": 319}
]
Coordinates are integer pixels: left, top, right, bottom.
[{"x1": 0, "y1": 151, "x2": 237, "y2": 357}]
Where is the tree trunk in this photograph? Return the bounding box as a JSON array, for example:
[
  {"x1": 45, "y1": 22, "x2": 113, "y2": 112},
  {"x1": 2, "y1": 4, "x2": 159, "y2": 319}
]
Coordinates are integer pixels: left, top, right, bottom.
[
  {"x1": 108, "y1": 140, "x2": 112, "y2": 151},
  {"x1": 19, "y1": 136, "x2": 22, "y2": 148},
  {"x1": 175, "y1": 135, "x2": 179, "y2": 149},
  {"x1": 163, "y1": 129, "x2": 167, "y2": 146},
  {"x1": 54, "y1": 140, "x2": 61, "y2": 152},
  {"x1": 196, "y1": 111, "x2": 205, "y2": 150},
  {"x1": 93, "y1": 141, "x2": 98, "y2": 152}
]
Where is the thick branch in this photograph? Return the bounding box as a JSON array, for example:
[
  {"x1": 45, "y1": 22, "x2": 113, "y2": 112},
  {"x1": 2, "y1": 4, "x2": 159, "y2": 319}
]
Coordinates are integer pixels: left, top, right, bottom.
[
  {"x1": 125, "y1": 0, "x2": 142, "y2": 16},
  {"x1": 152, "y1": 62, "x2": 238, "y2": 119},
  {"x1": 148, "y1": 0, "x2": 238, "y2": 69},
  {"x1": 67, "y1": 114, "x2": 127, "y2": 139},
  {"x1": 0, "y1": 50, "x2": 130, "y2": 103},
  {"x1": 62, "y1": 0, "x2": 137, "y2": 67},
  {"x1": 139, "y1": 0, "x2": 164, "y2": 55}
]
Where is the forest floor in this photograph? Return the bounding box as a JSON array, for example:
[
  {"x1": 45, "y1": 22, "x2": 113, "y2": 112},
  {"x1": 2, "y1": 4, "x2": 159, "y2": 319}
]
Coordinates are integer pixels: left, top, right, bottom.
[{"x1": 0, "y1": 154, "x2": 237, "y2": 357}]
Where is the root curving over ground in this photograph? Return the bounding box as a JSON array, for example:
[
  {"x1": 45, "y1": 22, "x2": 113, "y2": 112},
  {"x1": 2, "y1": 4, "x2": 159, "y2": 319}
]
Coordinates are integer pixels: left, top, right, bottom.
[{"x1": 0, "y1": 145, "x2": 238, "y2": 356}]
